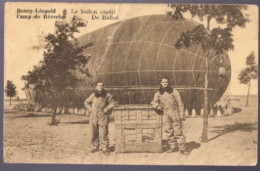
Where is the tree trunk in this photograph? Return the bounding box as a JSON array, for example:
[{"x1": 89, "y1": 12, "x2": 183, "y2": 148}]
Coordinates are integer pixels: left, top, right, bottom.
[
  {"x1": 201, "y1": 53, "x2": 209, "y2": 143},
  {"x1": 9, "y1": 97, "x2": 11, "y2": 105},
  {"x1": 246, "y1": 81, "x2": 251, "y2": 107},
  {"x1": 51, "y1": 107, "x2": 57, "y2": 125},
  {"x1": 207, "y1": 17, "x2": 211, "y2": 30}
]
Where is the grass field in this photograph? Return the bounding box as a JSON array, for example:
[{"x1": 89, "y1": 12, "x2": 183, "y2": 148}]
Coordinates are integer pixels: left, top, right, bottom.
[{"x1": 3, "y1": 95, "x2": 258, "y2": 165}]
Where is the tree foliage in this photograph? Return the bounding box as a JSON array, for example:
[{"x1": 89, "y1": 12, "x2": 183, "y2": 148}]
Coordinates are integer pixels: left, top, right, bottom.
[
  {"x1": 175, "y1": 25, "x2": 234, "y2": 55},
  {"x1": 168, "y1": 4, "x2": 249, "y2": 29},
  {"x1": 21, "y1": 15, "x2": 92, "y2": 124},
  {"x1": 238, "y1": 51, "x2": 258, "y2": 106},
  {"x1": 5, "y1": 80, "x2": 17, "y2": 105},
  {"x1": 170, "y1": 4, "x2": 249, "y2": 55},
  {"x1": 238, "y1": 52, "x2": 258, "y2": 84},
  {"x1": 168, "y1": 4, "x2": 249, "y2": 142}
]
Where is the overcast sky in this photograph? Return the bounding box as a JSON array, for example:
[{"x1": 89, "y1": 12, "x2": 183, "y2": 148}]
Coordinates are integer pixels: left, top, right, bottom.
[{"x1": 4, "y1": 3, "x2": 258, "y2": 98}]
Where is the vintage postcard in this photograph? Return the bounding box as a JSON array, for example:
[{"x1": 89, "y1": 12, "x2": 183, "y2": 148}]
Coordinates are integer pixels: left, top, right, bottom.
[{"x1": 3, "y1": 2, "x2": 258, "y2": 165}]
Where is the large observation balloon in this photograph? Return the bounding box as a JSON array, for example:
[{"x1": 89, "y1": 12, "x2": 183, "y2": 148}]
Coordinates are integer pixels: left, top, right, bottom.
[{"x1": 78, "y1": 15, "x2": 231, "y2": 110}]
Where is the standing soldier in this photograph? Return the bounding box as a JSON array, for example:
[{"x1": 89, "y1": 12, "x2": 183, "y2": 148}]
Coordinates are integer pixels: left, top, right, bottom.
[
  {"x1": 151, "y1": 77, "x2": 188, "y2": 155},
  {"x1": 84, "y1": 82, "x2": 117, "y2": 155}
]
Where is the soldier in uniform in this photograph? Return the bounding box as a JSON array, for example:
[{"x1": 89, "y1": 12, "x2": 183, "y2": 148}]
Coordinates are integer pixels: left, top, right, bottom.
[
  {"x1": 84, "y1": 82, "x2": 117, "y2": 155},
  {"x1": 151, "y1": 77, "x2": 188, "y2": 155}
]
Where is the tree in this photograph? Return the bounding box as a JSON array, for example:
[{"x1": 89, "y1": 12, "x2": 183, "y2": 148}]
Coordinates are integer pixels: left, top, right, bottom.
[
  {"x1": 238, "y1": 51, "x2": 258, "y2": 106},
  {"x1": 22, "y1": 14, "x2": 92, "y2": 125},
  {"x1": 5, "y1": 80, "x2": 17, "y2": 105},
  {"x1": 168, "y1": 4, "x2": 249, "y2": 142}
]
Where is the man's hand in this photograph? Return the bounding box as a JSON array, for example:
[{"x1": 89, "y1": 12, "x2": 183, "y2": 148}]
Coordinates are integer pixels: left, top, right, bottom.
[
  {"x1": 155, "y1": 106, "x2": 163, "y2": 115},
  {"x1": 156, "y1": 106, "x2": 162, "y2": 111},
  {"x1": 85, "y1": 108, "x2": 92, "y2": 115},
  {"x1": 104, "y1": 108, "x2": 109, "y2": 114}
]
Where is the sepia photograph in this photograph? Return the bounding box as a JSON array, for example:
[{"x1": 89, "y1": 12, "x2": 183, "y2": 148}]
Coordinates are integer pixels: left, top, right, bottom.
[{"x1": 3, "y1": 2, "x2": 258, "y2": 165}]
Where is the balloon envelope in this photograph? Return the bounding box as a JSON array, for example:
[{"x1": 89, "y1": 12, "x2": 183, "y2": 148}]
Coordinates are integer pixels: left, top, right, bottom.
[{"x1": 78, "y1": 15, "x2": 231, "y2": 106}]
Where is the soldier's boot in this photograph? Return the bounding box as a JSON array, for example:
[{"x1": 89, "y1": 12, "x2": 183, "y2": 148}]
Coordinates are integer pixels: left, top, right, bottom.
[
  {"x1": 90, "y1": 147, "x2": 99, "y2": 153},
  {"x1": 90, "y1": 139, "x2": 99, "y2": 153},
  {"x1": 179, "y1": 143, "x2": 189, "y2": 155},
  {"x1": 167, "y1": 136, "x2": 179, "y2": 153},
  {"x1": 166, "y1": 147, "x2": 179, "y2": 153},
  {"x1": 102, "y1": 148, "x2": 110, "y2": 155},
  {"x1": 180, "y1": 148, "x2": 189, "y2": 155},
  {"x1": 90, "y1": 143, "x2": 99, "y2": 153}
]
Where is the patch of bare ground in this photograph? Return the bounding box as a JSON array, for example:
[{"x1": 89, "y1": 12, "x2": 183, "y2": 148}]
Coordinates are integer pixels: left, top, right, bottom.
[{"x1": 3, "y1": 95, "x2": 258, "y2": 165}]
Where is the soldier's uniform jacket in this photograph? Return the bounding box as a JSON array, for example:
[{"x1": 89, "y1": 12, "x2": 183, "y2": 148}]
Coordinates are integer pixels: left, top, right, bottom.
[
  {"x1": 84, "y1": 91, "x2": 116, "y2": 116},
  {"x1": 151, "y1": 89, "x2": 184, "y2": 120}
]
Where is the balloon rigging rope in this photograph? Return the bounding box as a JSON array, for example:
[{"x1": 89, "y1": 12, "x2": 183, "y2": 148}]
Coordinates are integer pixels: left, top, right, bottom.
[
  {"x1": 137, "y1": 26, "x2": 154, "y2": 103},
  {"x1": 192, "y1": 46, "x2": 201, "y2": 86},
  {"x1": 155, "y1": 25, "x2": 174, "y2": 84},
  {"x1": 124, "y1": 32, "x2": 138, "y2": 104},
  {"x1": 172, "y1": 50, "x2": 178, "y2": 86},
  {"x1": 87, "y1": 41, "x2": 228, "y2": 72},
  {"x1": 95, "y1": 70, "x2": 217, "y2": 75}
]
